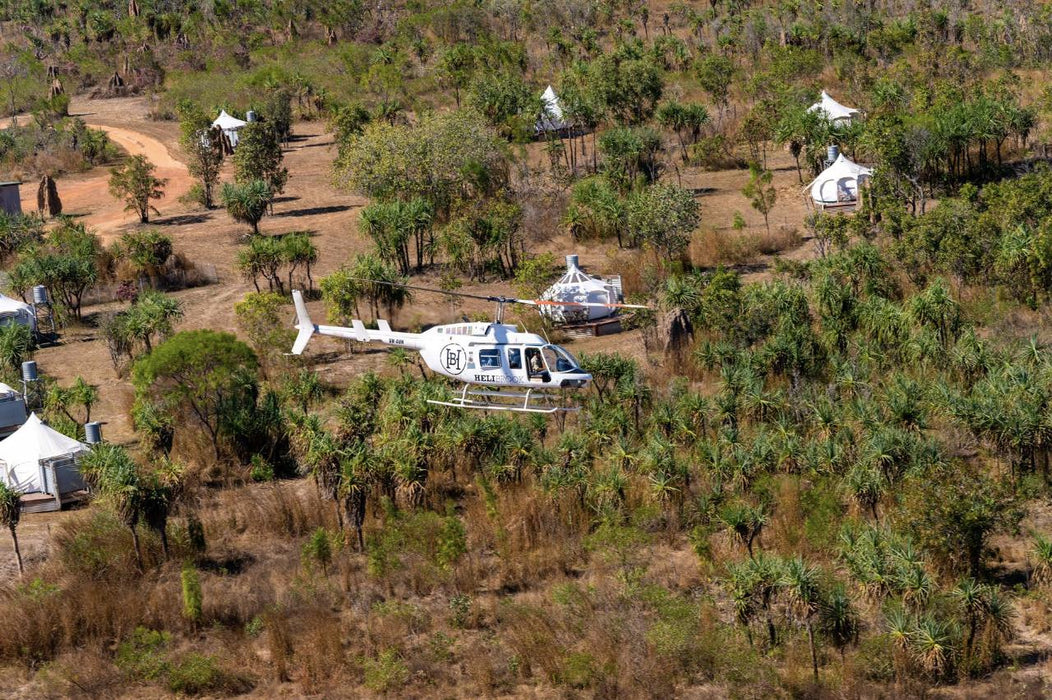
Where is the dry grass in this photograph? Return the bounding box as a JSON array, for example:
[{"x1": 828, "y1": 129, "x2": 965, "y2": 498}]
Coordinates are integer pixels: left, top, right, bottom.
[{"x1": 690, "y1": 226, "x2": 803, "y2": 268}]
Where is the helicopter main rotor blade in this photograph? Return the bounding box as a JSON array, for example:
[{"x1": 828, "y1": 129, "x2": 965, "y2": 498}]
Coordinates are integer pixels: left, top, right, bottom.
[
  {"x1": 350, "y1": 278, "x2": 518, "y2": 303},
  {"x1": 526, "y1": 299, "x2": 652, "y2": 310},
  {"x1": 350, "y1": 278, "x2": 652, "y2": 310}
]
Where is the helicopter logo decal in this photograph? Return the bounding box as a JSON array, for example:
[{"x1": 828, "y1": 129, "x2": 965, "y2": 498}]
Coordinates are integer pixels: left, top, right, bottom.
[{"x1": 440, "y1": 343, "x2": 467, "y2": 375}]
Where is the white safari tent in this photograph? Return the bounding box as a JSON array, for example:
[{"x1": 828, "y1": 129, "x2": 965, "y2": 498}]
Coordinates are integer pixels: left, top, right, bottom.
[
  {"x1": 0, "y1": 413, "x2": 88, "y2": 512},
  {"x1": 0, "y1": 293, "x2": 36, "y2": 331},
  {"x1": 536, "y1": 85, "x2": 570, "y2": 133},
  {"x1": 212, "y1": 110, "x2": 248, "y2": 150},
  {"x1": 807, "y1": 91, "x2": 860, "y2": 124},
  {"x1": 808, "y1": 153, "x2": 873, "y2": 210},
  {"x1": 540, "y1": 255, "x2": 624, "y2": 324}
]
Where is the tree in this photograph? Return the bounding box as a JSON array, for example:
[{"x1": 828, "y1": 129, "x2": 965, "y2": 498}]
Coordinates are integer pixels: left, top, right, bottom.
[
  {"x1": 696, "y1": 54, "x2": 733, "y2": 120},
  {"x1": 235, "y1": 292, "x2": 296, "y2": 364},
  {"x1": 122, "y1": 290, "x2": 183, "y2": 353},
  {"x1": 903, "y1": 464, "x2": 1023, "y2": 578},
  {"x1": 436, "y1": 44, "x2": 477, "y2": 108},
  {"x1": 222, "y1": 180, "x2": 271, "y2": 235},
  {"x1": 333, "y1": 109, "x2": 508, "y2": 218},
  {"x1": 182, "y1": 126, "x2": 224, "y2": 208},
  {"x1": 626, "y1": 184, "x2": 700, "y2": 257},
  {"x1": 132, "y1": 330, "x2": 259, "y2": 461},
  {"x1": 233, "y1": 122, "x2": 288, "y2": 204},
  {"x1": 0, "y1": 482, "x2": 23, "y2": 577},
  {"x1": 656, "y1": 101, "x2": 710, "y2": 162},
  {"x1": 466, "y1": 71, "x2": 536, "y2": 140},
  {"x1": 743, "y1": 163, "x2": 777, "y2": 234},
  {"x1": 12, "y1": 220, "x2": 101, "y2": 320},
  {"x1": 782, "y1": 557, "x2": 823, "y2": 682},
  {"x1": 82, "y1": 444, "x2": 145, "y2": 570},
  {"x1": 108, "y1": 155, "x2": 167, "y2": 224},
  {"x1": 116, "y1": 229, "x2": 173, "y2": 280},
  {"x1": 0, "y1": 323, "x2": 33, "y2": 373},
  {"x1": 320, "y1": 254, "x2": 409, "y2": 323}
]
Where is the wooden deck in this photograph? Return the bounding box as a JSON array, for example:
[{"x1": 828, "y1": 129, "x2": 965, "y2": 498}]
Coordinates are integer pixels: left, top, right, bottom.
[
  {"x1": 562, "y1": 317, "x2": 623, "y2": 338},
  {"x1": 20, "y1": 490, "x2": 89, "y2": 514}
]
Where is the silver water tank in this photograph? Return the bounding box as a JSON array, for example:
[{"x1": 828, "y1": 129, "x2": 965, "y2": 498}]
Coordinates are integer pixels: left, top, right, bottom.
[
  {"x1": 84, "y1": 421, "x2": 102, "y2": 445},
  {"x1": 21, "y1": 360, "x2": 37, "y2": 382},
  {"x1": 827, "y1": 145, "x2": 840, "y2": 162},
  {"x1": 566, "y1": 254, "x2": 580, "y2": 269},
  {"x1": 246, "y1": 110, "x2": 257, "y2": 122},
  {"x1": 31, "y1": 285, "x2": 48, "y2": 305}
]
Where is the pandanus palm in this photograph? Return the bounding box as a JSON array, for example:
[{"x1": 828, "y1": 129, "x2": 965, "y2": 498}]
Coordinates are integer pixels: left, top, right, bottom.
[
  {"x1": 781, "y1": 557, "x2": 823, "y2": 682},
  {"x1": 0, "y1": 482, "x2": 23, "y2": 576}
]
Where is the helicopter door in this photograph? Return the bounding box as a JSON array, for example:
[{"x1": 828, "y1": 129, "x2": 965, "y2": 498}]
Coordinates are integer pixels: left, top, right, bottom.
[{"x1": 525, "y1": 347, "x2": 549, "y2": 382}]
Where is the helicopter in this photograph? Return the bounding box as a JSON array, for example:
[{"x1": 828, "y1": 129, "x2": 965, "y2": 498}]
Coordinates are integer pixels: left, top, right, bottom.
[{"x1": 290, "y1": 282, "x2": 648, "y2": 413}]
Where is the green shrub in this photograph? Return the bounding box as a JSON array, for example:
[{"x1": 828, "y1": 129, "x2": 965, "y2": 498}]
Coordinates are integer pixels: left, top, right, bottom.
[
  {"x1": 363, "y1": 649, "x2": 409, "y2": 693},
  {"x1": 181, "y1": 563, "x2": 203, "y2": 624},
  {"x1": 166, "y1": 653, "x2": 223, "y2": 695},
  {"x1": 116, "y1": 627, "x2": 171, "y2": 681}
]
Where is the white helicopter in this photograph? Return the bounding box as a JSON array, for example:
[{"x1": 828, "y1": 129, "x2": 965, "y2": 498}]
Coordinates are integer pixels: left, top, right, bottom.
[{"x1": 290, "y1": 283, "x2": 647, "y2": 413}]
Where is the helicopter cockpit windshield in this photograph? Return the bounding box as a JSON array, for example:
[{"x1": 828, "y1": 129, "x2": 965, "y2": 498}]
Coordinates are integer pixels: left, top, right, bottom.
[{"x1": 542, "y1": 345, "x2": 582, "y2": 373}]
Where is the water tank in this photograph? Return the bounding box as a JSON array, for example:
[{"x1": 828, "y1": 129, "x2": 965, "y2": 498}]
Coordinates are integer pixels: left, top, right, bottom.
[
  {"x1": 21, "y1": 360, "x2": 37, "y2": 382},
  {"x1": 566, "y1": 254, "x2": 580, "y2": 269},
  {"x1": 827, "y1": 145, "x2": 840, "y2": 162},
  {"x1": 84, "y1": 421, "x2": 102, "y2": 445},
  {"x1": 246, "y1": 110, "x2": 257, "y2": 122},
  {"x1": 31, "y1": 285, "x2": 48, "y2": 305}
]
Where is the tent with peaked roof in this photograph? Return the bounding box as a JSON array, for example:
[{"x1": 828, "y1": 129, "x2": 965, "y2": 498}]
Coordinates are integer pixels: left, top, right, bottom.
[
  {"x1": 808, "y1": 153, "x2": 873, "y2": 208},
  {"x1": 0, "y1": 413, "x2": 88, "y2": 494},
  {"x1": 0, "y1": 293, "x2": 35, "y2": 331},
  {"x1": 807, "y1": 91, "x2": 860, "y2": 123},
  {"x1": 540, "y1": 255, "x2": 623, "y2": 323},
  {"x1": 212, "y1": 110, "x2": 248, "y2": 149},
  {"x1": 536, "y1": 85, "x2": 570, "y2": 133}
]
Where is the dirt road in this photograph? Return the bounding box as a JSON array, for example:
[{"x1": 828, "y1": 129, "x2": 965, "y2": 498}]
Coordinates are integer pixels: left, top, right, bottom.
[{"x1": 18, "y1": 121, "x2": 192, "y2": 238}]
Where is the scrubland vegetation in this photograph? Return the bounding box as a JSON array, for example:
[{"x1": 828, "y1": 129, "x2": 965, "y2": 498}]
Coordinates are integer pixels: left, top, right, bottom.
[{"x1": 2, "y1": 0, "x2": 1052, "y2": 697}]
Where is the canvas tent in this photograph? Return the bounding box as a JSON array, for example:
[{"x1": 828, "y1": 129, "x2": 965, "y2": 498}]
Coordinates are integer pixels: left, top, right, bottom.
[
  {"x1": 0, "y1": 293, "x2": 36, "y2": 331},
  {"x1": 536, "y1": 85, "x2": 570, "y2": 133},
  {"x1": 0, "y1": 383, "x2": 27, "y2": 440},
  {"x1": 808, "y1": 153, "x2": 873, "y2": 209},
  {"x1": 540, "y1": 255, "x2": 623, "y2": 324},
  {"x1": 807, "y1": 91, "x2": 860, "y2": 123},
  {"x1": 212, "y1": 110, "x2": 248, "y2": 150},
  {"x1": 0, "y1": 414, "x2": 88, "y2": 511}
]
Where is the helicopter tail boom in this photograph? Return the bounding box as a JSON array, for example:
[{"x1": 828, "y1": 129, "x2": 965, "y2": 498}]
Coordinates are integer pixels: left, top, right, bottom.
[{"x1": 291, "y1": 290, "x2": 425, "y2": 353}]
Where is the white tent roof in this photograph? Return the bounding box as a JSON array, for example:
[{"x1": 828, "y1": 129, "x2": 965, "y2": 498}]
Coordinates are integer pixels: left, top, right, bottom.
[
  {"x1": 807, "y1": 91, "x2": 859, "y2": 122},
  {"x1": 0, "y1": 413, "x2": 87, "y2": 493},
  {"x1": 212, "y1": 110, "x2": 247, "y2": 131},
  {"x1": 0, "y1": 293, "x2": 35, "y2": 330},
  {"x1": 540, "y1": 255, "x2": 619, "y2": 322},
  {"x1": 536, "y1": 85, "x2": 569, "y2": 132},
  {"x1": 808, "y1": 153, "x2": 873, "y2": 204}
]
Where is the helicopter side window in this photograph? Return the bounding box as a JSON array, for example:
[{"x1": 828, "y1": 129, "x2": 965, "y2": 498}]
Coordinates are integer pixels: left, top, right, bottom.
[
  {"x1": 507, "y1": 348, "x2": 522, "y2": 370},
  {"x1": 525, "y1": 348, "x2": 545, "y2": 377},
  {"x1": 479, "y1": 349, "x2": 501, "y2": 370}
]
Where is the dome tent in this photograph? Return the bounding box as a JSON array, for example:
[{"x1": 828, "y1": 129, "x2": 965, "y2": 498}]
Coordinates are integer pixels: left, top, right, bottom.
[
  {"x1": 540, "y1": 255, "x2": 623, "y2": 323},
  {"x1": 808, "y1": 153, "x2": 873, "y2": 208},
  {"x1": 807, "y1": 91, "x2": 860, "y2": 124},
  {"x1": 212, "y1": 110, "x2": 248, "y2": 149},
  {"x1": 536, "y1": 85, "x2": 570, "y2": 133},
  {"x1": 0, "y1": 413, "x2": 87, "y2": 497},
  {"x1": 0, "y1": 293, "x2": 36, "y2": 331}
]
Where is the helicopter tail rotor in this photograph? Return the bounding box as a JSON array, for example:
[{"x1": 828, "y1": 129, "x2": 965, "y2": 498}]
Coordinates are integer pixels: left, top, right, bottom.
[{"x1": 291, "y1": 290, "x2": 316, "y2": 355}]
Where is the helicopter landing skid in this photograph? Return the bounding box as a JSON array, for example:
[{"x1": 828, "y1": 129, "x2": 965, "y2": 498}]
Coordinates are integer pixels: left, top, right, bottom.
[{"x1": 427, "y1": 386, "x2": 579, "y2": 414}]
